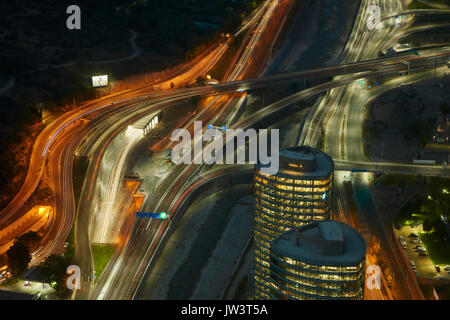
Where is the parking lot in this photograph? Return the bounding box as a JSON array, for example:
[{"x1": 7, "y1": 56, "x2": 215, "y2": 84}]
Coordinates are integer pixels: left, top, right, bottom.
[{"x1": 395, "y1": 225, "x2": 450, "y2": 280}]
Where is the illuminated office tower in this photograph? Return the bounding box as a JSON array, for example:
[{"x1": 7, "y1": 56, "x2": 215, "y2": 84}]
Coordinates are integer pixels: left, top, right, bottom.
[
  {"x1": 253, "y1": 146, "x2": 334, "y2": 299},
  {"x1": 269, "y1": 221, "x2": 366, "y2": 300}
]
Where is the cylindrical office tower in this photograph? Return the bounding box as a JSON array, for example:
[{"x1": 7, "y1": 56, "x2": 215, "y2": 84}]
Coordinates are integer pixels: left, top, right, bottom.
[
  {"x1": 253, "y1": 146, "x2": 334, "y2": 299},
  {"x1": 269, "y1": 221, "x2": 366, "y2": 300}
]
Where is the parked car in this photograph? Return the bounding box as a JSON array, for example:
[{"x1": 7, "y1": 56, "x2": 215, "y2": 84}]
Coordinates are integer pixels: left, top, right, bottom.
[
  {"x1": 436, "y1": 265, "x2": 441, "y2": 273},
  {"x1": 443, "y1": 266, "x2": 450, "y2": 272},
  {"x1": 410, "y1": 261, "x2": 416, "y2": 269},
  {"x1": 411, "y1": 239, "x2": 421, "y2": 244}
]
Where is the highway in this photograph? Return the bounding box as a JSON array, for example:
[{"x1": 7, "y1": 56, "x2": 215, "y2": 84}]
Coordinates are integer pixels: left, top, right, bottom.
[
  {"x1": 91, "y1": 0, "x2": 291, "y2": 300},
  {"x1": 333, "y1": 171, "x2": 388, "y2": 300},
  {"x1": 126, "y1": 55, "x2": 447, "y2": 300},
  {"x1": 300, "y1": 0, "x2": 446, "y2": 299},
  {"x1": 1, "y1": 0, "x2": 450, "y2": 300},
  {"x1": 0, "y1": 39, "x2": 230, "y2": 229},
  {"x1": 16, "y1": 46, "x2": 450, "y2": 297},
  {"x1": 4, "y1": 27, "x2": 439, "y2": 229},
  {"x1": 2, "y1": 45, "x2": 447, "y2": 297}
]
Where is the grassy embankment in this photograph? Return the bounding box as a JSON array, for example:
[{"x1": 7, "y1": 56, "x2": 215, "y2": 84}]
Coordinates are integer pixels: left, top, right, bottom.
[{"x1": 91, "y1": 244, "x2": 116, "y2": 283}]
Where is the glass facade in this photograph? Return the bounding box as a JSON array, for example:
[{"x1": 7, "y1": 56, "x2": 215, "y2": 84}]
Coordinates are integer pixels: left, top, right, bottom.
[
  {"x1": 268, "y1": 251, "x2": 365, "y2": 300},
  {"x1": 253, "y1": 147, "x2": 334, "y2": 300}
]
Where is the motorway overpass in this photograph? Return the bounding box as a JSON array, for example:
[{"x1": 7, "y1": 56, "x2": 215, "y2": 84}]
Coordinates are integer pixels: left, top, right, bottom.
[{"x1": 335, "y1": 159, "x2": 450, "y2": 176}]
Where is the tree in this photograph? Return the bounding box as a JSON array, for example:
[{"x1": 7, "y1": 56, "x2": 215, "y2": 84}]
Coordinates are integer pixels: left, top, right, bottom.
[
  {"x1": 401, "y1": 120, "x2": 430, "y2": 146},
  {"x1": 423, "y1": 220, "x2": 433, "y2": 233},
  {"x1": 6, "y1": 242, "x2": 31, "y2": 277},
  {"x1": 40, "y1": 254, "x2": 69, "y2": 296},
  {"x1": 16, "y1": 231, "x2": 41, "y2": 252}
]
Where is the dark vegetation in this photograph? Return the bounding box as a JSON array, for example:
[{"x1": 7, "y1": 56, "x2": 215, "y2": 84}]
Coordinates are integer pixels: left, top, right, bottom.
[
  {"x1": 40, "y1": 254, "x2": 71, "y2": 297},
  {"x1": 5, "y1": 231, "x2": 42, "y2": 277},
  {"x1": 375, "y1": 174, "x2": 424, "y2": 188},
  {"x1": 395, "y1": 177, "x2": 450, "y2": 264},
  {"x1": 400, "y1": 119, "x2": 432, "y2": 147}
]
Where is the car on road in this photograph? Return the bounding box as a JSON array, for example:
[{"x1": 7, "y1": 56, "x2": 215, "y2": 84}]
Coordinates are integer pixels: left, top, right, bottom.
[
  {"x1": 444, "y1": 266, "x2": 450, "y2": 272},
  {"x1": 24, "y1": 281, "x2": 30, "y2": 286},
  {"x1": 411, "y1": 239, "x2": 421, "y2": 244},
  {"x1": 418, "y1": 252, "x2": 428, "y2": 256},
  {"x1": 436, "y1": 265, "x2": 441, "y2": 273},
  {"x1": 410, "y1": 261, "x2": 416, "y2": 269}
]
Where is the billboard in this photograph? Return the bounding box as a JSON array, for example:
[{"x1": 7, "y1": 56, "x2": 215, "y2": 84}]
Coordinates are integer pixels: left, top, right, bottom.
[{"x1": 92, "y1": 75, "x2": 108, "y2": 87}]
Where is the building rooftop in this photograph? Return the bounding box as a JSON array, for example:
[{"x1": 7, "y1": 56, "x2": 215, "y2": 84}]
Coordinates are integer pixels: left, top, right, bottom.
[
  {"x1": 279, "y1": 147, "x2": 316, "y2": 162},
  {"x1": 257, "y1": 146, "x2": 334, "y2": 178},
  {"x1": 271, "y1": 221, "x2": 366, "y2": 267}
]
